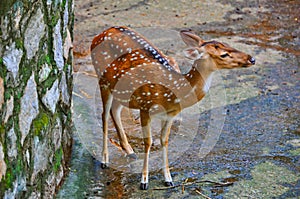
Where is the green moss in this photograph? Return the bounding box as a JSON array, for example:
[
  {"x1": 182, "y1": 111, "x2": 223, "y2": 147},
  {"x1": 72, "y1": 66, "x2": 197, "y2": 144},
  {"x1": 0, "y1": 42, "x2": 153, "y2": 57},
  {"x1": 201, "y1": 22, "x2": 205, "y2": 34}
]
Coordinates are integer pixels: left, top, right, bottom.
[
  {"x1": 5, "y1": 171, "x2": 13, "y2": 188},
  {"x1": 53, "y1": 147, "x2": 63, "y2": 172},
  {"x1": 15, "y1": 90, "x2": 22, "y2": 100},
  {"x1": 0, "y1": 0, "x2": 16, "y2": 16},
  {"x1": 32, "y1": 112, "x2": 50, "y2": 137},
  {"x1": 41, "y1": 72, "x2": 59, "y2": 95},
  {"x1": 51, "y1": 12, "x2": 61, "y2": 27},
  {"x1": 4, "y1": 90, "x2": 11, "y2": 101},
  {"x1": 15, "y1": 38, "x2": 23, "y2": 49},
  {"x1": 38, "y1": 54, "x2": 52, "y2": 66},
  {"x1": 19, "y1": 61, "x2": 33, "y2": 90},
  {"x1": 62, "y1": 0, "x2": 67, "y2": 7},
  {"x1": 289, "y1": 148, "x2": 300, "y2": 156},
  {"x1": 13, "y1": 98, "x2": 20, "y2": 114},
  {"x1": 1, "y1": 163, "x2": 13, "y2": 194},
  {"x1": 63, "y1": 63, "x2": 69, "y2": 71},
  {"x1": 224, "y1": 162, "x2": 299, "y2": 198},
  {"x1": 45, "y1": 55, "x2": 51, "y2": 65},
  {"x1": 61, "y1": 0, "x2": 67, "y2": 12},
  {"x1": 0, "y1": 57, "x2": 6, "y2": 78},
  {"x1": 15, "y1": 157, "x2": 22, "y2": 175},
  {"x1": 0, "y1": 125, "x2": 4, "y2": 144},
  {"x1": 0, "y1": 124, "x2": 4, "y2": 135}
]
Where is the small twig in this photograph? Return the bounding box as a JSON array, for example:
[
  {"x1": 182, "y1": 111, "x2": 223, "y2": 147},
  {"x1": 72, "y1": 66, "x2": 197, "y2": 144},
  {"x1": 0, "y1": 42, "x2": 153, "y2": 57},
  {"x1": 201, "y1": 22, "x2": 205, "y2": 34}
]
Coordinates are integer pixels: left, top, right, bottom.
[
  {"x1": 109, "y1": 138, "x2": 125, "y2": 153},
  {"x1": 79, "y1": 89, "x2": 92, "y2": 99},
  {"x1": 153, "y1": 179, "x2": 233, "y2": 190},
  {"x1": 84, "y1": 71, "x2": 98, "y2": 78},
  {"x1": 73, "y1": 91, "x2": 84, "y2": 98},
  {"x1": 77, "y1": 71, "x2": 98, "y2": 78},
  {"x1": 153, "y1": 183, "x2": 181, "y2": 190},
  {"x1": 195, "y1": 189, "x2": 211, "y2": 199},
  {"x1": 182, "y1": 178, "x2": 188, "y2": 194}
]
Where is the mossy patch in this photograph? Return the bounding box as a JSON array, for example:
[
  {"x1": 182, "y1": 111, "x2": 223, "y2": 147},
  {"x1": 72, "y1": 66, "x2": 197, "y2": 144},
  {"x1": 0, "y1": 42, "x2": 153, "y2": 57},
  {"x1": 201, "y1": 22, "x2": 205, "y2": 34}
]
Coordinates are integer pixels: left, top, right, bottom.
[
  {"x1": 15, "y1": 38, "x2": 23, "y2": 50},
  {"x1": 15, "y1": 156, "x2": 23, "y2": 175},
  {"x1": 39, "y1": 72, "x2": 59, "y2": 95},
  {"x1": 289, "y1": 148, "x2": 300, "y2": 156},
  {"x1": 51, "y1": 11, "x2": 61, "y2": 27},
  {"x1": 224, "y1": 162, "x2": 299, "y2": 198},
  {"x1": 0, "y1": 124, "x2": 4, "y2": 138},
  {"x1": 201, "y1": 170, "x2": 232, "y2": 182},
  {"x1": 53, "y1": 147, "x2": 63, "y2": 172},
  {"x1": 32, "y1": 112, "x2": 50, "y2": 137},
  {"x1": 4, "y1": 171, "x2": 13, "y2": 188},
  {"x1": 38, "y1": 54, "x2": 51, "y2": 67}
]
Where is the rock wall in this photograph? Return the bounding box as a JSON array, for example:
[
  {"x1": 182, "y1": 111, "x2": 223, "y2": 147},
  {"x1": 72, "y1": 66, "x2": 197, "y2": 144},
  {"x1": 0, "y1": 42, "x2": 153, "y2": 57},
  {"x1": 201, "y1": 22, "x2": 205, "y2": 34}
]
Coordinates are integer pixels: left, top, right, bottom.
[{"x1": 0, "y1": 0, "x2": 73, "y2": 198}]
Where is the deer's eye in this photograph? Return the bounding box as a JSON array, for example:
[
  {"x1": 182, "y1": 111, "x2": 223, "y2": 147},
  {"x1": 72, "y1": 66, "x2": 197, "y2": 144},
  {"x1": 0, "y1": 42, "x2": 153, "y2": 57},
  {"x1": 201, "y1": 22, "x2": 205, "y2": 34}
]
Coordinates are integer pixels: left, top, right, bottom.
[{"x1": 220, "y1": 53, "x2": 230, "y2": 58}]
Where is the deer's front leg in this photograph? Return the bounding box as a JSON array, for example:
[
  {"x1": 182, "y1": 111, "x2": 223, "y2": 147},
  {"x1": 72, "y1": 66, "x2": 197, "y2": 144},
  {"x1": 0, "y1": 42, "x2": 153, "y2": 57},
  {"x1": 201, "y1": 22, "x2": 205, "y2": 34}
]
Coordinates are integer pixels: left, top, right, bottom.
[
  {"x1": 140, "y1": 111, "x2": 152, "y2": 190},
  {"x1": 161, "y1": 117, "x2": 174, "y2": 186},
  {"x1": 101, "y1": 91, "x2": 113, "y2": 169}
]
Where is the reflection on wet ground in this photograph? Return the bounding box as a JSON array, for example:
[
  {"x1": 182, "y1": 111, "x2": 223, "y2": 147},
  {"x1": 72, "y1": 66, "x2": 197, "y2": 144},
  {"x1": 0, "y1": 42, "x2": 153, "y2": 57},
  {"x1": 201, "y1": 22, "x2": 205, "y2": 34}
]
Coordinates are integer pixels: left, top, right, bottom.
[{"x1": 57, "y1": 0, "x2": 299, "y2": 198}]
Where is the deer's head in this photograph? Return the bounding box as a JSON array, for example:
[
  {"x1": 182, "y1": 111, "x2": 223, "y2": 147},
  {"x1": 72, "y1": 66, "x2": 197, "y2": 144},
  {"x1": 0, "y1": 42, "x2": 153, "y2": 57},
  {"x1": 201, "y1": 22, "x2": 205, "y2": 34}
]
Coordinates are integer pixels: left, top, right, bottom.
[{"x1": 180, "y1": 30, "x2": 255, "y2": 70}]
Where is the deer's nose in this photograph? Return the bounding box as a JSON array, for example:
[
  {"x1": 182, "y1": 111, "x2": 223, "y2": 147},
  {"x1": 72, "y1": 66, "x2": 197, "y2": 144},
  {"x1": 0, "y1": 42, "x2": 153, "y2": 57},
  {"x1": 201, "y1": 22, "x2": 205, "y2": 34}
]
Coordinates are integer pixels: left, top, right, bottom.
[{"x1": 249, "y1": 57, "x2": 256, "y2": 65}]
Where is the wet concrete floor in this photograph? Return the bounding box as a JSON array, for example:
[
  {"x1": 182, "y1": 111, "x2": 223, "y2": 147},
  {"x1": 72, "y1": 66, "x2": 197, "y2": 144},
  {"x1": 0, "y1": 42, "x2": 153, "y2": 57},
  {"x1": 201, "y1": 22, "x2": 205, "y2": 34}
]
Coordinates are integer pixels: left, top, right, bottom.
[{"x1": 57, "y1": 0, "x2": 300, "y2": 198}]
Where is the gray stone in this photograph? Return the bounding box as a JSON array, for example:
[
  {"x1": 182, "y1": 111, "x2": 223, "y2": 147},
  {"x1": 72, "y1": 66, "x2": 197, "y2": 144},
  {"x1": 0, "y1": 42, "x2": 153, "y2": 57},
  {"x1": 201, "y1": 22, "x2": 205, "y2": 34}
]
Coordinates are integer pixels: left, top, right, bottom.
[
  {"x1": 1, "y1": 16, "x2": 9, "y2": 40},
  {"x1": 66, "y1": 64, "x2": 72, "y2": 80},
  {"x1": 4, "y1": 186, "x2": 15, "y2": 199},
  {"x1": 46, "y1": 0, "x2": 52, "y2": 6},
  {"x1": 4, "y1": 176, "x2": 26, "y2": 199},
  {"x1": 55, "y1": 164, "x2": 64, "y2": 185},
  {"x1": 42, "y1": 79, "x2": 59, "y2": 113},
  {"x1": 3, "y1": 42, "x2": 23, "y2": 80},
  {"x1": 26, "y1": 150, "x2": 30, "y2": 166},
  {"x1": 24, "y1": 8, "x2": 46, "y2": 59},
  {"x1": 28, "y1": 192, "x2": 41, "y2": 199},
  {"x1": 4, "y1": 96, "x2": 14, "y2": 123},
  {"x1": 59, "y1": 72, "x2": 70, "y2": 106},
  {"x1": 53, "y1": 0, "x2": 62, "y2": 8},
  {"x1": 53, "y1": 118, "x2": 62, "y2": 151},
  {"x1": 63, "y1": 0, "x2": 69, "y2": 31},
  {"x1": 19, "y1": 73, "x2": 39, "y2": 145},
  {"x1": 7, "y1": 127, "x2": 17, "y2": 158},
  {"x1": 32, "y1": 136, "x2": 52, "y2": 182},
  {"x1": 45, "y1": 172, "x2": 56, "y2": 196},
  {"x1": 38, "y1": 63, "x2": 52, "y2": 82},
  {"x1": 53, "y1": 19, "x2": 64, "y2": 70},
  {"x1": 63, "y1": 28, "x2": 73, "y2": 60},
  {"x1": 0, "y1": 142, "x2": 6, "y2": 182},
  {"x1": 0, "y1": 77, "x2": 3, "y2": 110},
  {"x1": 13, "y1": 7, "x2": 22, "y2": 30}
]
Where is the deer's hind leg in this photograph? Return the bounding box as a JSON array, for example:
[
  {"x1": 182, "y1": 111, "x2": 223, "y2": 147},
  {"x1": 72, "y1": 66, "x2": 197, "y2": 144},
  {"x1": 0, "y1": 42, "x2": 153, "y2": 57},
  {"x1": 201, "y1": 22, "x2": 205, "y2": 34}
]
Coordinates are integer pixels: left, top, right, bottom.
[
  {"x1": 110, "y1": 101, "x2": 136, "y2": 159},
  {"x1": 100, "y1": 88, "x2": 113, "y2": 169}
]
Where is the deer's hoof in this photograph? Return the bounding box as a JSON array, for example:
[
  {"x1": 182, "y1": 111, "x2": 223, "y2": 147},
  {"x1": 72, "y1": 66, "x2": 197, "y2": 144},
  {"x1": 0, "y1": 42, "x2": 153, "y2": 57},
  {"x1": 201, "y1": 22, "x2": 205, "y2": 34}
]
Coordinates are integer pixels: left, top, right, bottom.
[
  {"x1": 140, "y1": 183, "x2": 149, "y2": 190},
  {"x1": 165, "y1": 181, "x2": 174, "y2": 187},
  {"x1": 100, "y1": 163, "x2": 108, "y2": 169},
  {"x1": 127, "y1": 153, "x2": 138, "y2": 160}
]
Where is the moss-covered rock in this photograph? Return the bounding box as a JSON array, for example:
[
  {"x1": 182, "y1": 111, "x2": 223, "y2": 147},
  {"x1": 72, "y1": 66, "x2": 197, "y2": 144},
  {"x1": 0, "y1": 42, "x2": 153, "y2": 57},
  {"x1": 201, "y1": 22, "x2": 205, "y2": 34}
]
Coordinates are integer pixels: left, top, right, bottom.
[{"x1": 0, "y1": 0, "x2": 73, "y2": 198}]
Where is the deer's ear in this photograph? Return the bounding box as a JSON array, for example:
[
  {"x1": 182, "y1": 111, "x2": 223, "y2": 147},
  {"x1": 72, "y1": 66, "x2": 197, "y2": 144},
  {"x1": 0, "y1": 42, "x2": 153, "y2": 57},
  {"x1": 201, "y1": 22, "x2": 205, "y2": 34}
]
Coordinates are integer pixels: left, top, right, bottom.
[
  {"x1": 180, "y1": 30, "x2": 204, "y2": 47},
  {"x1": 183, "y1": 48, "x2": 203, "y2": 60}
]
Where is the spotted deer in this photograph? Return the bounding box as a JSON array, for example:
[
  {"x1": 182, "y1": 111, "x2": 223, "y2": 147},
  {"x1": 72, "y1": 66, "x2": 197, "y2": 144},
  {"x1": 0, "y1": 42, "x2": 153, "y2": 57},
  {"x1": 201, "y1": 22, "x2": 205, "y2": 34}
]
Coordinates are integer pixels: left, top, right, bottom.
[{"x1": 91, "y1": 26, "x2": 255, "y2": 190}]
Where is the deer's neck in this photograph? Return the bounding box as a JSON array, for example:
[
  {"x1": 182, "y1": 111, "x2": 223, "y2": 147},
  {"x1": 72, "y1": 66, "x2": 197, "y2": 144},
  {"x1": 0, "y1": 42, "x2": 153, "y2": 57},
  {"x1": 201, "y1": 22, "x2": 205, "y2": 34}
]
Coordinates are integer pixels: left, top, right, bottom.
[{"x1": 181, "y1": 58, "x2": 216, "y2": 107}]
